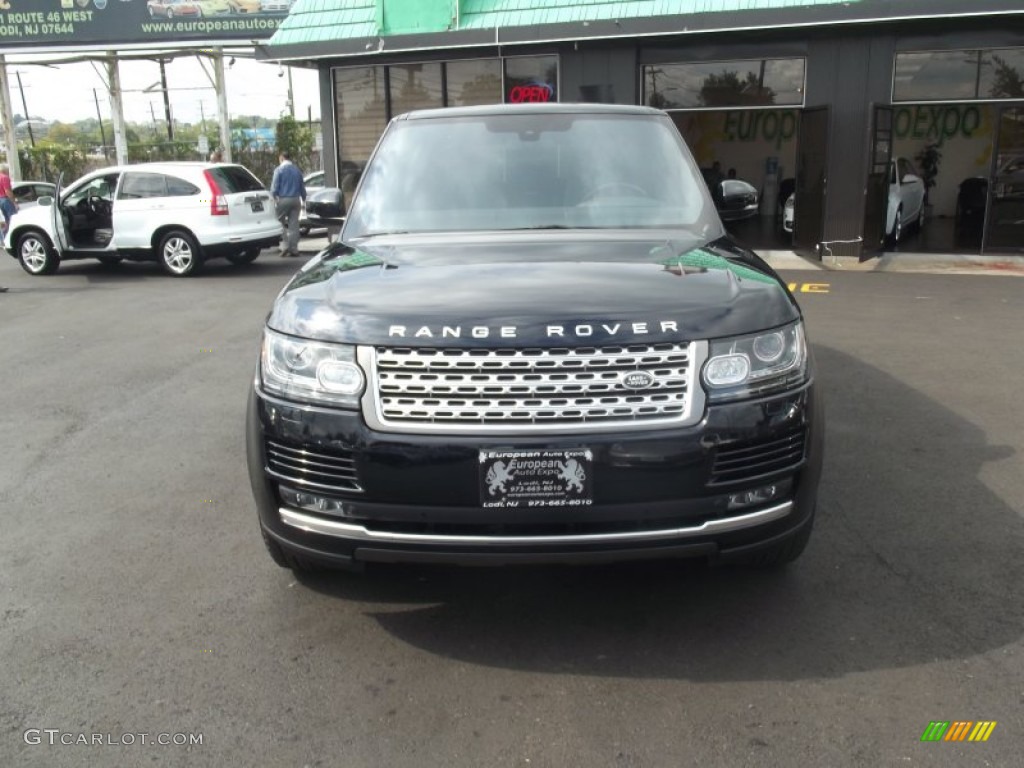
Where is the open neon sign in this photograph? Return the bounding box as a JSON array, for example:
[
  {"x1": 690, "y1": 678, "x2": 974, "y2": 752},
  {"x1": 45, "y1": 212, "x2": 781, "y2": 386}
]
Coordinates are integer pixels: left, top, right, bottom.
[{"x1": 508, "y1": 82, "x2": 554, "y2": 103}]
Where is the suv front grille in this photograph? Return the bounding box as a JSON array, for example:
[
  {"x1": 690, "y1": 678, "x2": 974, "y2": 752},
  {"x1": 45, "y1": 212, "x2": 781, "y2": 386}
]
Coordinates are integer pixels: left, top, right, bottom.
[
  {"x1": 363, "y1": 342, "x2": 706, "y2": 434},
  {"x1": 265, "y1": 440, "x2": 363, "y2": 493}
]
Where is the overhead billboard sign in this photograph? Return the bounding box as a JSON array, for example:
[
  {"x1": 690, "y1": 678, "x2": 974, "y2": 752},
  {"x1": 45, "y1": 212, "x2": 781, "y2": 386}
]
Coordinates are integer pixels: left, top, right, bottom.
[{"x1": 0, "y1": 0, "x2": 291, "y2": 50}]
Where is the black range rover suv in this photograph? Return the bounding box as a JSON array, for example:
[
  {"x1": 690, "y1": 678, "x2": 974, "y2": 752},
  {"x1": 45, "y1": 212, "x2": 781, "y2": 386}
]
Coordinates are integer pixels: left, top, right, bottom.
[{"x1": 246, "y1": 104, "x2": 824, "y2": 573}]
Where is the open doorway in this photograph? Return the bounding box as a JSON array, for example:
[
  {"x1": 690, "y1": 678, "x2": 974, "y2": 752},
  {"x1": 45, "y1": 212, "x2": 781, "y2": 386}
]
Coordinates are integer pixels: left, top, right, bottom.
[
  {"x1": 985, "y1": 105, "x2": 1024, "y2": 252},
  {"x1": 668, "y1": 107, "x2": 834, "y2": 253},
  {"x1": 883, "y1": 103, "x2": 998, "y2": 254}
]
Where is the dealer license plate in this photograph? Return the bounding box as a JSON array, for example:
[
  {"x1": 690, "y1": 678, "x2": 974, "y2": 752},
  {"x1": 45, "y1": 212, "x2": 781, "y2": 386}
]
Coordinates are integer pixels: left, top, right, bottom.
[{"x1": 479, "y1": 449, "x2": 593, "y2": 509}]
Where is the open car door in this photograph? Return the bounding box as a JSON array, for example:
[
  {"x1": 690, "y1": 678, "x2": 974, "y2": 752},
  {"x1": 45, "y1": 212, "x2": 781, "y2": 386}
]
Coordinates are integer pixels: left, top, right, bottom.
[{"x1": 49, "y1": 173, "x2": 70, "y2": 257}]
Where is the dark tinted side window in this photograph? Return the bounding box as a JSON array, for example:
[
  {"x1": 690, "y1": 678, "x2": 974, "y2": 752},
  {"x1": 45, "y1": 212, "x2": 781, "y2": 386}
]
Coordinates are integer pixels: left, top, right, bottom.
[
  {"x1": 12, "y1": 186, "x2": 37, "y2": 203},
  {"x1": 207, "y1": 165, "x2": 264, "y2": 194},
  {"x1": 119, "y1": 173, "x2": 168, "y2": 199},
  {"x1": 165, "y1": 175, "x2": 200, "y2": 196}
]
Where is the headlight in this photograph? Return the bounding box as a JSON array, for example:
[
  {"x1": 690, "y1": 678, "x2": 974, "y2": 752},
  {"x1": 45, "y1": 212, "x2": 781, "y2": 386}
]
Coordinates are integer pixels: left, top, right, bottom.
[
  {"x1": 260, "y1": 328, "x2": 364, "y2": 408},
  {"x1": 702, "y1": 321, "x2": 807, "y2": 401}
]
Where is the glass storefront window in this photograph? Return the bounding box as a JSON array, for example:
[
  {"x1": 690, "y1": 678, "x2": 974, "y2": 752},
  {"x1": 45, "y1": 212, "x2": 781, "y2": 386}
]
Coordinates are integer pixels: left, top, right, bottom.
[
  {"x1": 446, "y1": 59, "x2": 502, "y2": 107},
  {"x1": 893, "y1": 51, "x2": 981, "y2": 101},
  {"x1": 504, "y1": 56, "x2": 558, "y2": 104},
  {"x1": 894, "y1": 48, "x2": 1024, "y2": 101},
  {"x1": 334, "y1": 56, "x2": 558, "y2": 193},
  {"x1": 333, "y1": 66, "x2": 387, "y2": 207},
  {"x1": 644, "y1": 59, "x2": 805, "y2": 109},
  {"x1": 980, "y1": 48, "x2": 1024, "y2": 100},
  {"x1": 388, "y1": 63, "x2": 444, "y2": 116}
]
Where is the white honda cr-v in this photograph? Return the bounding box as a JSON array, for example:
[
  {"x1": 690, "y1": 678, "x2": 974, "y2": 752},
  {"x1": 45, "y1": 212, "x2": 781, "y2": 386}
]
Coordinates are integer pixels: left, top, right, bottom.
[{"x1": 4, "y1": 162, "x2": 281, "y2": 277}]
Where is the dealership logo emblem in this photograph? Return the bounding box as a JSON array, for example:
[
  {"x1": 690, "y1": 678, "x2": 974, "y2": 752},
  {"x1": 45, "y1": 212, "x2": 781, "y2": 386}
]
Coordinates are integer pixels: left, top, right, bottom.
[
  {"x1": 621, "y1": 371, "x2": 655, "y2": 390},
  {"x1": 485, "y1": 460, "x2": 516, "y2": 495},
  {"x1": 557, "y1": 459, "x2": 586, "y2": 493}
]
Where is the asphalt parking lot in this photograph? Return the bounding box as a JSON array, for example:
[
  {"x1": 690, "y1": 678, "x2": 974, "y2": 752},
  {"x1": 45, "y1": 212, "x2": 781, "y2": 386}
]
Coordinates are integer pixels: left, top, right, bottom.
[{"x1": 1, "y1": 249, "x2": 1022, "y2": 767}]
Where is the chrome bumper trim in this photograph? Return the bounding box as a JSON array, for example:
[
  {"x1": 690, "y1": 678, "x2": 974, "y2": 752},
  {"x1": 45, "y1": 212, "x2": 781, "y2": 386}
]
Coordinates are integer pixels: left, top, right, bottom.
[{"x1": 278, "y1": 500, "x2": 792, "y2": 546}]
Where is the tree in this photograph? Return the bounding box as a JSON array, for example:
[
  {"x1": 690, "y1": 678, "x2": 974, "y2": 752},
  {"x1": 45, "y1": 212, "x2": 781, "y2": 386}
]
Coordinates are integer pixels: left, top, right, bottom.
[
  {"x1": 274, "y1": 114, "x2": 313, "y2": 160},
  {"x1": 699, "y1": 70, "x2": 776, "y2": 108},
  {"x1": 989, "y1": 54, "x2": 1024, "y2": 99}
]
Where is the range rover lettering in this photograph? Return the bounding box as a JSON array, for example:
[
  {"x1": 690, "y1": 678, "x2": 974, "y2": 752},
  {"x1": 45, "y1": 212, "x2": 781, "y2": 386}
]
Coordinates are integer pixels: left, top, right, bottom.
[{"x1": 246, "y1": 104, "x2": 824, "y2": 574}]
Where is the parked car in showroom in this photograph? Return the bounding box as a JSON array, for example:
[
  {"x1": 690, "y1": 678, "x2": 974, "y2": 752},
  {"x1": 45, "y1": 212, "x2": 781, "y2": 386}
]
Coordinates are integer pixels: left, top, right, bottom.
[
  {"x1": 782, "y1": 157, "x2": 924, "y2": 243},
  {"x1": 4, "y1": 162, "x2": 281, "y2": 276},
  {"x1": 246, "y1": 104, "x2": 824, "y2": 576},
  {"x1": 700, "y1": 169, "x2": 760, "y2": 221}
]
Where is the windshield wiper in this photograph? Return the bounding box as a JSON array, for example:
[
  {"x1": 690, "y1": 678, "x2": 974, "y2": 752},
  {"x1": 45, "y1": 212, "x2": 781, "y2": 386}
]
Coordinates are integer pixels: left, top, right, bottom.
[
  {"x1": 356, "y1": 230, "x2": 411, "y2": 237},
  {"x1": 505, "y1": 224, "x2": 604, "y2": 230}
]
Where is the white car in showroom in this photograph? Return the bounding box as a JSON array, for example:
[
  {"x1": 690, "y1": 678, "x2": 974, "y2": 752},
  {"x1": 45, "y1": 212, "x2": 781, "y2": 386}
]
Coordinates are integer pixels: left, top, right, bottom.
[
  {"x1": 4, "y1": 162, "x2": 281, "y2": 277},
  {"x1": 783, "y1": 157, "x2": 925, "y2": 244}
]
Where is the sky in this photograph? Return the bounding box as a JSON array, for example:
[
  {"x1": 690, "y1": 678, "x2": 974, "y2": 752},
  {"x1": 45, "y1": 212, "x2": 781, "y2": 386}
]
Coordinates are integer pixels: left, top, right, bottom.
[{"x1": 5, "y1": 52, "x2": 321, "y2": 128}]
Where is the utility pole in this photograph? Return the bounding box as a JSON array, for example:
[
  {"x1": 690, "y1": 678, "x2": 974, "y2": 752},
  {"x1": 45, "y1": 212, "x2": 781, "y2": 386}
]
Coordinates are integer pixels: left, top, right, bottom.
[
  {"x1": 93, "y1": 88, "x2": 109, "y2": 161},
  {"x1": 0, "y1": 55, "x2": 22, "y2": 181},
  {"x1": 106, "y1": 52, "x2": 128, "y2": 165},
  {"x1": 149, "y1": 101, "x2": 159, "y2": 141},
  {"x1": 287, "y1": 66, "x2": 295, "y2": 118},
  {"x1": 159, "y1": 58, "x2": 173, "y2": 142},
  {"x1": 212, "y1": 49, "x2": 231, "y2": 162},
  {"x1": 15, "y1": 71, "x2": 34, "y2": 148}
]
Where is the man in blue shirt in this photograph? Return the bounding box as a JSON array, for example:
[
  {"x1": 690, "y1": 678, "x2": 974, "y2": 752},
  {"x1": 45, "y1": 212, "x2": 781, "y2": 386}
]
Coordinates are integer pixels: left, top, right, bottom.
[{"x1": 271, "y1": 151, "x2": 306, "y2": 258}]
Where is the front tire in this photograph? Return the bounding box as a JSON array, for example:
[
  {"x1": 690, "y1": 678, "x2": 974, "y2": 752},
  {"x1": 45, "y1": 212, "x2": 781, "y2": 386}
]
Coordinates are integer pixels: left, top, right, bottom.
[
  {"x1": 17, "y1": 230, "x2": 60, "y2": 275},
  {"x1": 158, "y1": 230, "x2": 203, "y2": 277},
  {"x1": 262, "y1": 531, "x2": 320, "y2": 574},
  {"x1": 735, "y1": 513, "x2": 814, "y2": 568},
  {"x1": 889, "y1": 206, "x2": 903, "y2": 245}
]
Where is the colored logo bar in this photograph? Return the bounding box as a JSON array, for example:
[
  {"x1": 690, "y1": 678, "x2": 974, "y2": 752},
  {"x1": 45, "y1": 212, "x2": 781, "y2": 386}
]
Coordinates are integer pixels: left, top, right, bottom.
[{"x1": 921, "y1": 721, "x2": 997, "y2": 742}]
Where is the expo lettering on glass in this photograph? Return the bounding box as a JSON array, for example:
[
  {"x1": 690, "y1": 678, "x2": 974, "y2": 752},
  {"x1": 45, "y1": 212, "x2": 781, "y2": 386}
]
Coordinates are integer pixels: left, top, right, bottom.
[
  {"x1": 722, "y1": 110, "x2": 798, "y2": 150},
  {"x1": 893, "y1": 105, "x2": 982, "y2": 146}
]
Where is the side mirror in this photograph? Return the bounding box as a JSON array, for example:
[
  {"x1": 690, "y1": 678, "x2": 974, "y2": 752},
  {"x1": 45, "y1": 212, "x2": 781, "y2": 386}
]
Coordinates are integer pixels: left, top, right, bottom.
[
  {"x1": 305, "y1": 187, "x2": 345, "y2": 222},
  {"x1": 37, "y1": 196, "x2": 54, "y2": 207}
]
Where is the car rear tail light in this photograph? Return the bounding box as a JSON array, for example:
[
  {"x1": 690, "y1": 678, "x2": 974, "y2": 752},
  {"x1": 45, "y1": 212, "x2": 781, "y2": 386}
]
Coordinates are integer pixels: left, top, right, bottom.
[{"x1": 203, "y1": 170, "x2": 229, "y2": 216}]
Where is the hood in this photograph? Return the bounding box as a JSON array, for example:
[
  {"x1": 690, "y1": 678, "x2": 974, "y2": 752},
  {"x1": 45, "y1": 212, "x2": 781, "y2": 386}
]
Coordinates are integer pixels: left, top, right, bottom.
[{"x1": 267, "y1": 233, "x2": 799, "y2": 346}]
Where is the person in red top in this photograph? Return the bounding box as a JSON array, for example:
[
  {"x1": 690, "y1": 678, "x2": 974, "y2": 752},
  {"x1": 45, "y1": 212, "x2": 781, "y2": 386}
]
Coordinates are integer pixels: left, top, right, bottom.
[
  {"x1": 0, "y1": 162, "x2": 17, "y2": 231},
  {"x1": 0, "y1": 163, "x2": 15, "y2": 292}
]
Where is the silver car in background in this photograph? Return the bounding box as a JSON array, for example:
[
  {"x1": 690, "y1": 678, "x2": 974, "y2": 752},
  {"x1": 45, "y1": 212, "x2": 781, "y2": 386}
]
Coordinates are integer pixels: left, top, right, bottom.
[{"x1": 783, "y1": 158, "x2": 924, "y2": 244}]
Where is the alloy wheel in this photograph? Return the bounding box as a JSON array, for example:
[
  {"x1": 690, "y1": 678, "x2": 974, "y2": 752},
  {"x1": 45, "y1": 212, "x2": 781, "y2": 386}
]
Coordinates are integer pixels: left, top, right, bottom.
[{"x1": 163, "y1": 237, "x2": 194, "y2": 275}]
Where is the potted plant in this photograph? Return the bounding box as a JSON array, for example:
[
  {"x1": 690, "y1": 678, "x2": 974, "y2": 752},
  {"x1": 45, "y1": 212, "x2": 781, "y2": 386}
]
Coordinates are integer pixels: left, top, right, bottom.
[{"x1": 915, "y1": 143, "x2": 942, "y2": 213}]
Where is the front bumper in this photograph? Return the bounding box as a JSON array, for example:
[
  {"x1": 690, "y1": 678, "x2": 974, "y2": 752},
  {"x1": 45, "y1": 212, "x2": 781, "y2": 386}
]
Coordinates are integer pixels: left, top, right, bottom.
[{"x1": 247, "y1": 378, "x2": 824, "y2": 568}]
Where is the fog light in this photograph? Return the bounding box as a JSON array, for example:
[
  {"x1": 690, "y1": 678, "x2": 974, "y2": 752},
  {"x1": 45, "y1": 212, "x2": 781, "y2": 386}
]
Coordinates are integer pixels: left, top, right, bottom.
[
  {"x1": 279, "y1": 485, "x2": 352, "y2": 518},
  {"x1": 728, "y1": 482, "x2": 785, "y2": 511}
]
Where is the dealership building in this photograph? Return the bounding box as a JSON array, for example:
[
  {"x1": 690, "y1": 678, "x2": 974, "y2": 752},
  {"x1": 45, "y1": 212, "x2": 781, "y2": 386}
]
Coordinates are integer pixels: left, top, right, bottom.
[{"x1": 264, "y1": 0, "x2": 1024, "y2": 258}]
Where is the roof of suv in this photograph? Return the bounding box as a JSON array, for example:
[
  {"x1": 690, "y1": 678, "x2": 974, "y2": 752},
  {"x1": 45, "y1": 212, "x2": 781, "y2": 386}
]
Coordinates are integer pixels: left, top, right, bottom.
[
  {"x1": 399, "y1": 103, "x2": 666, "y2": 121},
  {"x1": 83, "y1": 162, "x2": 243, "y2": 176}
]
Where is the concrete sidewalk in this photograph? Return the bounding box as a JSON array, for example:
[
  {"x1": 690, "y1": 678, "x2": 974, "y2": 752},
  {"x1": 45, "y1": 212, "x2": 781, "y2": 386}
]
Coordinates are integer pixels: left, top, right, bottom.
[{"x1": 758, "y1": 248, "x2": 1024, "y2": 276}]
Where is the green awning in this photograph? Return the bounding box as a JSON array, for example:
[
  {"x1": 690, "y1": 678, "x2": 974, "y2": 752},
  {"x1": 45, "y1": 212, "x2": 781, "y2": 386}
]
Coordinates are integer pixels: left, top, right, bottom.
[{"x1": 266, "y1": 0, "x2": 1015, "y2": 57}]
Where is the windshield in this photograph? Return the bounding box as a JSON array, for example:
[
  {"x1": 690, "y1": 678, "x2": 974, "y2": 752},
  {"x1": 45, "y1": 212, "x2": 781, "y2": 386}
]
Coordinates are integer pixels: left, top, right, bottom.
[{"x1": 343, "y1": 112, "x2": 717, "y2": 238}]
